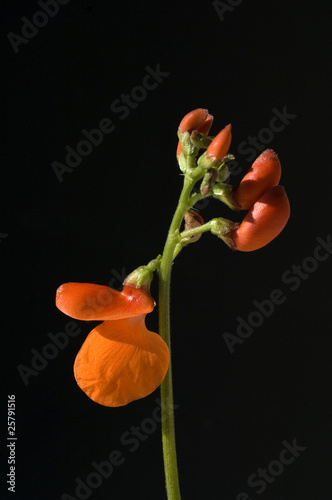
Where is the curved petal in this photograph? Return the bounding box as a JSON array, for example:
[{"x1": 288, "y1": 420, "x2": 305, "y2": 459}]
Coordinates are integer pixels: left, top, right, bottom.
[
  {"x1": 56, "y1": 283, "x2": 155, "y2": 321},
  {"x1": 233, "y1": 149, "x2": 282, "y2": 210},
  {"x1": 73, "y1": 316, "x2": 170, "y2": 407},
  {"x1": 232, "y1": 186, "x2": 290, "y2": 251},
  {"x1": 179, "y1": 108, "x2": 209, "y2": 133}
]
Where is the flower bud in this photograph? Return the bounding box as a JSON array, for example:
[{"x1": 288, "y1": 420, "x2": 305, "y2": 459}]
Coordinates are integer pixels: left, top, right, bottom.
[
  {"x1": 231, "y1": 186, "x2": 290, "y2": 251},
  {"x1": 206, "y1": 124, "x2": 232, "y2": 161},
  {"x1": 123, "y1": 266, "x2": 154, "y2": 294},
  {"x1": 198, "y1": 124, "x2": 232, "y2": 169},
  {"x1": 232, "y1": 150, "x2": 282, "y2": 210},
  {"x1": 177, "y1": 112, "x2": 213, "y2": 157},
  {"x1": 178, "y1": 108, "x2": 209, "y2": 133},
  {"x1": 183, "y1": 210, "x2": 204, "y2": 243}
]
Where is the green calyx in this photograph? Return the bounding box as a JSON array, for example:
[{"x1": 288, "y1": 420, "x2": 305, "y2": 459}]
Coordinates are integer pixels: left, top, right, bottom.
[
  {"x1": 177, "y1": 131, "x2": 199, "y2": 159},
  {"x1": 124, "y1": 257, "x2": 161, "y2": 291},
  {"x1": 190, "y1": 130, "x2": 213, "y2": 149},
  {"x1": 210, "y1": 218, "x2": 237, "y2": 249},
  {"x1": 212, "y1": 183, "x2": 239, "y2": 210}
]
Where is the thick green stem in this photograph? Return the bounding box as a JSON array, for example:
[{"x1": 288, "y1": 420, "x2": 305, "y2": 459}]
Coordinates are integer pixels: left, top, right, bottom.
[{"x1": 158, "y1": 175, "x2": 197, "y2": 500}]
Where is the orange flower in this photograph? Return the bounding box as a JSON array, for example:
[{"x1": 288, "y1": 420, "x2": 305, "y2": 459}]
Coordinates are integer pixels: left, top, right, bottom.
[
  {"x1": 56, "y1": 283, "x2": 170, "y2": 407},
  {"x1": 177, "y1": 109, "x2": 214, "y2": 157},
  {"x1": 232, "y1": 149, "x2": 282, "y2": 210},
  {"x1": 231, "y1": 186, "x2": 290, "y2": 251},
  {"x1": 178, "y1": 108, "x2": 209, "y2": 134}
]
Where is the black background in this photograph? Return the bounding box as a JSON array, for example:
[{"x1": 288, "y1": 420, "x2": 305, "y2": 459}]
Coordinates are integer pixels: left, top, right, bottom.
[{"x1": 1, "y1": 1, "x2": 331, "y2": 499}]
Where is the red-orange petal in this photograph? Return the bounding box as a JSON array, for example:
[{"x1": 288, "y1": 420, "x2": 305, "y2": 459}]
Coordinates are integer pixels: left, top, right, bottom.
[
  {"x1": 56, "y1": 283, "x2": 155, "y2": 321},
  {"x1": 233, "y1": 150, "x2": 282, "y2": 210},
  {"x1": 74, "y1": 316, "x2": 170, "y2": 407},
  {"x1": 178, "y1": 108, "x2": 209, "y2": 133},
  {"x1": 206, "y1": 124, "x2": 232, "y2": 160},
  {"x1": 176, "y1": 140, "x2": 182, "y2": 157},
  {"x1": 232, "y1": 186, "x2": 290, "y2": 251},
  {"x1": 197, "y1": 113, "x2": 214, "y2": 135}
]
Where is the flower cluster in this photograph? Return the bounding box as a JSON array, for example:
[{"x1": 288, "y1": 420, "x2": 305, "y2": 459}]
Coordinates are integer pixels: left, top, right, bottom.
[
  {"x1": 177, "y1": 108, "x2": 290, "y2": 252},
  {"x1": 56, "y1": 107, "x2": 290, "y2": 410}
]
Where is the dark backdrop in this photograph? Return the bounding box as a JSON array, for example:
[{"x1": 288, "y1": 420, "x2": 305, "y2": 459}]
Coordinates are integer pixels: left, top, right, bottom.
[{"x1": 1, "y1": 1, "x2": 331, "y2": 499}]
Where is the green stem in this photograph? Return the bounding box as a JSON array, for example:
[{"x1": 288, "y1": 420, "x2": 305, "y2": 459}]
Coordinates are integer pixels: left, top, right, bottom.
[
  {"x1": 158, "y1": 175, "x2": 198, "y2": 500},
  {"x1": 180, "y1": 220, "x2": 214, "y2": 239}
]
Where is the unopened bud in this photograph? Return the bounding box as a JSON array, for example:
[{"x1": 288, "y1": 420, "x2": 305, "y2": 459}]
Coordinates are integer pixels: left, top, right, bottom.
[
  {"x1": 197, "y1": 124, "x2": 232, "y2": 171},
  {"x1": 183, "y1": 210, "x2": 204, "y2": 243},
  {"x1": 124, "y1": 266, "x2": 154, "y2": 294},
  {"x1": 205, "y1": 124, "x2": 232, "y2": 164},
  {"x1": 177, "y1": 111, "x2": 214, "y2": 157},
  {"x1": 179, "y1": 109, "x2": 209, "y2": 134}
]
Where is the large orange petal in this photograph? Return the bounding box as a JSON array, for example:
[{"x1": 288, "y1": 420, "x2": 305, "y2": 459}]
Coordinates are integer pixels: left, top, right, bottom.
[
  {"x1": 56, "y1": 283, "x2": 155, "y2": 321},
  {"x1": 73, "y1": 316, "x2": 170, "y2": 407}
]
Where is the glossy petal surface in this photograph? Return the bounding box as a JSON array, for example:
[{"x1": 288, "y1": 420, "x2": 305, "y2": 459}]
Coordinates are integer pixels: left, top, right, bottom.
[
  {"x1": 233, "y1": 186, "x2": 290, "y2": 251},
  {"x1": 233, "y1": 149, "x2": 282, "y2": 209},
  {"x1": 178, "y1": 108, "x2": 208, "y2": 133},
  {"x1": 56, "y1": 282, "x2": 155, "y2": 321}
]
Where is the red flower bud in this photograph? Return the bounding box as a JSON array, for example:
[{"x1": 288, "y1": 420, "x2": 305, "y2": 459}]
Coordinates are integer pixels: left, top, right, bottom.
[
  {"x1": 206, "y1": 124, "x2": 232, "y2": 161},
  {"x1": 231, "y1": 186, "x2": 290, "y2": 251},
  {"x1": 178, "y1": 108, "x2": 209, "y2": 133},
  {"x1": 177, "y1": 111, "x2": 213, "y2": 157},
  {"x1": 233, "y1": 150, "x2": 282, "y2": 210}
]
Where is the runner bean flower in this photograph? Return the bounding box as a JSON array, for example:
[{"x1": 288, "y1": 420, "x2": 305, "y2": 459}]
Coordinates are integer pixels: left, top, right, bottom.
[
  {"x1": 56, "y1": 107, "x2": 290, "y2": 500},
  {"x1": 56, "y1": 275, "x2": 169, "y2": 407}
]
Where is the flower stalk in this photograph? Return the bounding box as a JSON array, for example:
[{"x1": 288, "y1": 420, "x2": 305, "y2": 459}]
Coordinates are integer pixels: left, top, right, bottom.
[{"x1": 158, "y1": 175, "x2": 199, "y2": 500}]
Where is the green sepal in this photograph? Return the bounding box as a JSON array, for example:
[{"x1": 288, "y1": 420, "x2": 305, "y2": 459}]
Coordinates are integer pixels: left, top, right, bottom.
[
  {"x1": 124, "y1": 256, "x2": 161, "y2": 292},
  {"x1": 177, "y1": 131, "x2": 198, "y2": 157},
  {"x1": 190, "y1": 131, "x2": 214, "y2": 149},
  {"x1": 210, "y1": 218, "x2": 237, "y2": 249},
  {"x1": 177, "y1": 151, "x2": 187, "y2": 173},
  {"x1": 212, "y1": 183, "x2": 239, "y2": 210}
]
